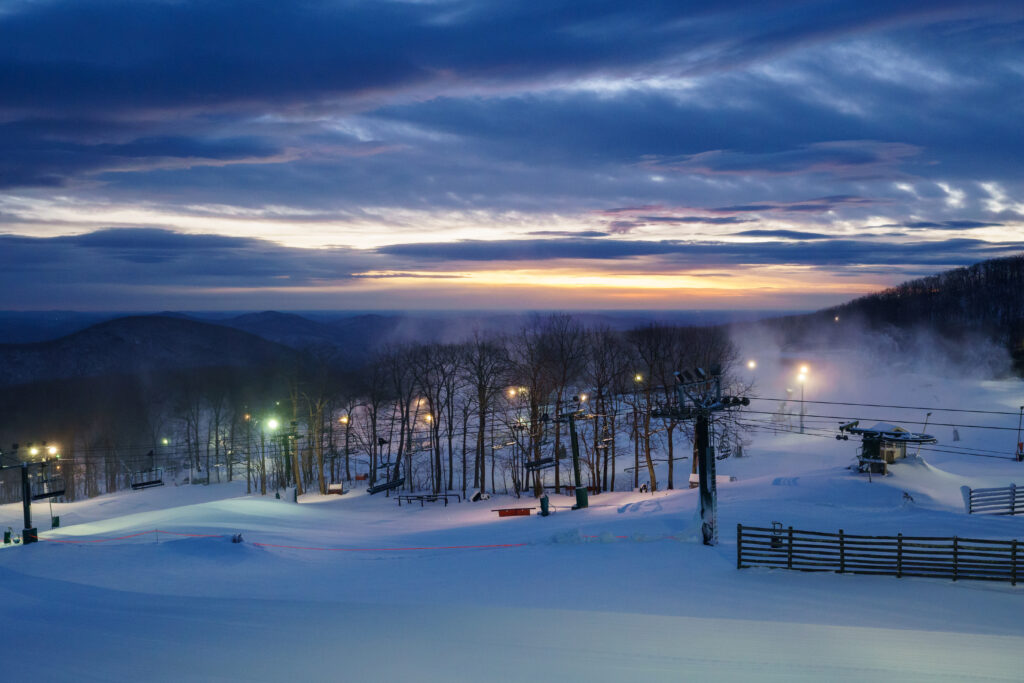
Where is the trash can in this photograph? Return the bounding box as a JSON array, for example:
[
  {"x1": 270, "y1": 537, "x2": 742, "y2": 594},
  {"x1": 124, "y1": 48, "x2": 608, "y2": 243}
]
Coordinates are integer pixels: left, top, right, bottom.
[{"x1": 540, "y1": 494, "x2": 550, "y2": 517}]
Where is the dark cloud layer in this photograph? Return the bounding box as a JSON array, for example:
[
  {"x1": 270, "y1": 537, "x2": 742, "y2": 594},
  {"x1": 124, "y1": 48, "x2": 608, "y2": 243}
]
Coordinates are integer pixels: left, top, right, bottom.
[
  {"x1": 0, "y1": 1, "x2": 1022, "y2": 308},
  {"x1": 376, "y1": 235, "x2": 1023, "y2": 267},
  {"x1": 0, "y1": 229, "x2": 373, "y2": 289}
]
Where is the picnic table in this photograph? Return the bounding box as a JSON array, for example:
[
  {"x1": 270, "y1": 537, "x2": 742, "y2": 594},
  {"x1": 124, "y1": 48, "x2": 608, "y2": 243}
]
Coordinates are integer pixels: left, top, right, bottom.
[{"x1": 396, "y1": 492, "x2": 462, "y2": 507}]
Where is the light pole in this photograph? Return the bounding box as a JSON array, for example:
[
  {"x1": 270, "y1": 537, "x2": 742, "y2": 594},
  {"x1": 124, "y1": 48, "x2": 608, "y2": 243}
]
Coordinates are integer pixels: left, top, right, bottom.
[
  {"x1": 797, "y1": 365, "x2": 809, "y2": 434},
  {"x1": 264, "y1": 417, "x2": 279, "y2": 493},
  {"x1": 1016, "y1": 406, "x2": 1023, "y2": 462},
  {"x1": 340, "y1": 413, "x2": 352, "y2": 481},
  {"x1": 633, "y1": 373, "x2": 643, "y2": 490}
]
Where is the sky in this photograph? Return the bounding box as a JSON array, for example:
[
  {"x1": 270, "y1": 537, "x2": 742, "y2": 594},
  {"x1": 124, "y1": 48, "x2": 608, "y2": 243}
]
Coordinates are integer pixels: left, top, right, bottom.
[{"x1": 0, "y1": 0, "x2": 1022, "y2": 311}]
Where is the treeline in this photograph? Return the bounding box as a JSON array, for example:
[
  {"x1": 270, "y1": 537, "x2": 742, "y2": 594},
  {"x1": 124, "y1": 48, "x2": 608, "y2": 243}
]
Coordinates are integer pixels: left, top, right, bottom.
[
  {"x1": 0, "y1": 314, "x2": 744, "y2": 503},
  {"x1": 834, "y1": 255, "x2": 1024, "y2": 341},
  {"x1": 761, "y1": 254, "x2": 1024, "y2": 369}
]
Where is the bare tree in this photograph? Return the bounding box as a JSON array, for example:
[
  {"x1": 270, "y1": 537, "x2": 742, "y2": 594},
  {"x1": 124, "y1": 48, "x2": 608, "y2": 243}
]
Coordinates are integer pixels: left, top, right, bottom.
[{"x1": 461, "y1": 332, "x2": 511, "y2": 495}]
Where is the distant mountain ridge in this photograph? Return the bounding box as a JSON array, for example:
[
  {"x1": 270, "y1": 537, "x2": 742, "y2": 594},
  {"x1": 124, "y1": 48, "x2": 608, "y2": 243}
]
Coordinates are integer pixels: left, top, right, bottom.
[{"x1": 0, "y1": 315, "x2": 298, "y2": 387}]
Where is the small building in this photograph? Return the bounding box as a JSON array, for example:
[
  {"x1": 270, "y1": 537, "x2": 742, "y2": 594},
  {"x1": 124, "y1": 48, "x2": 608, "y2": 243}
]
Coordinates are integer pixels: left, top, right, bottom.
[{"x1": 837, "y1": 421, "x2": 937, "y2": 475}]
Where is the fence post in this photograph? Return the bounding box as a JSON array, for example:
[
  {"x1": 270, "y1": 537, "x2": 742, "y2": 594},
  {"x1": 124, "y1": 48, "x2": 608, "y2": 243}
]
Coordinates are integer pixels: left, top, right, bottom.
[
  {"x1": 897, "y1": 533, "x2": 903, "y2": 578},
  {"x1": 1012, "y1": 539, "x2": 1017, "y2": 587},
  {"x1": 737, "y1": 524, "x2": 743, "y2": 569},
  {"x1": 961, "y1": 485, "x2": 973, "y2": 514},
  {"x1": 953, "y1": 536, "x2": 958, "y2": 582},
  {"x1": 787, "y1": 526, "x2": 794, "y2": 570},
  {"x1": 1012, "y1": 484, "x2": 1017, "y2": 516},
  {"x1": 839, "y1": 529, "x2": 845, "y2": 574}
]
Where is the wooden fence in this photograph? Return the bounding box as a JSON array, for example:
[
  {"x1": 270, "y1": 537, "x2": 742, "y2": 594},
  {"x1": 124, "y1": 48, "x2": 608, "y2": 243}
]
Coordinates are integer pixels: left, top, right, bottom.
[
  {"x1": 962, "y1": 484, "x2": 1023, "y2": 515},
  {"x1": 737, "y1": 524, "x2": 1021, "y2": 585}
]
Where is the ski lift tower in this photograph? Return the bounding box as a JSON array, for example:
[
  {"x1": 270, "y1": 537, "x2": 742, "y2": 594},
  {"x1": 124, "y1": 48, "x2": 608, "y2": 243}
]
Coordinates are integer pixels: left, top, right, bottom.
[
  {"x1": 0, "y1": 442, "x2": 63, "y2": 544},
  {"x1": 671, "y1": 366, "x2": 749, "y2": 546}
]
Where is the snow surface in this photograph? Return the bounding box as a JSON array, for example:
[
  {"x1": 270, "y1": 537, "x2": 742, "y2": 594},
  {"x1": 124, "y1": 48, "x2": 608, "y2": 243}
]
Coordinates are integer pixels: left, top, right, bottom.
[{"x1": 2, "y1": 364, "x2": 1024, "y2": 681}]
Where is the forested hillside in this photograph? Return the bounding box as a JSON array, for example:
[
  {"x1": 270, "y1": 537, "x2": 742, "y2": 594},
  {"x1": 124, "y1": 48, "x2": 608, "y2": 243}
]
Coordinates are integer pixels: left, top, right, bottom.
[
  {"x1": 832, "y1": 255, "x2": 1024, "y2": 342},
  {"x1": 760, "y1": 255, "x2": 1024, "y2": 370}
]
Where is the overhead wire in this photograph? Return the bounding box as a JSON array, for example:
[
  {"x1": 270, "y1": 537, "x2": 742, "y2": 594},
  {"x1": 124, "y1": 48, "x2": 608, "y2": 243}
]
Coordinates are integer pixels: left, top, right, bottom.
[{"x1": 749, "y1": 396, "x2": 1021, "y2": 417}]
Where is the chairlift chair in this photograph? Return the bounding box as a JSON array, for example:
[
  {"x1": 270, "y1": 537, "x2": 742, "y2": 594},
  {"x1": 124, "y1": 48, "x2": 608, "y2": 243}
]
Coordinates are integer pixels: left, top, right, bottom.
[
  {"x1": 367, "y1": 459, "x2": 405, "y2": 494},
  {"x1": 31, "y1": 475, "x2": 66, "y2": 501},
  {"x1": 524, "y1": 457, "x2": 555, "y2": 472},
  {"x1": 366, "y1": 477, "x2": 406, "y2": 495},
  {"x1": 130, "y1": 468, "x2": 165, "y2": 490}
]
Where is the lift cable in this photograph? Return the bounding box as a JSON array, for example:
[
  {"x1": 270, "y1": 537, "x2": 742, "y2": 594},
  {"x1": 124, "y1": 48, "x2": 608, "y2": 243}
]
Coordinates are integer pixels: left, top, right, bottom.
[{"x1": 749, "y1": 395, "x2": 1021, "y2": 417}]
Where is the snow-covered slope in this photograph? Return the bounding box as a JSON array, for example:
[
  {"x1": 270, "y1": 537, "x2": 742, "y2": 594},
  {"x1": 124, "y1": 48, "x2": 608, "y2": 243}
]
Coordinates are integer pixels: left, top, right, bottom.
[{"x1": 2, "y1": 355, "x2": 1023, "y2": 681}]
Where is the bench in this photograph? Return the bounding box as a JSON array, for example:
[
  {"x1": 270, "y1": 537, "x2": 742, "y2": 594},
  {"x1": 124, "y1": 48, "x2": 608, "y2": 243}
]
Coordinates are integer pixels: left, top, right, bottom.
[
  {"x1": 355, "y1": 474, "x2": 368, "y2": 481},
  {"x1": 327, "y1": 483, "x2": 344, "y2": 495},
  {"x1": 491, "y1": 507, "x2": 532, "y2": 517},
  {"x1": 396, "y1": 492, "x2": 462, "y2": 507}
]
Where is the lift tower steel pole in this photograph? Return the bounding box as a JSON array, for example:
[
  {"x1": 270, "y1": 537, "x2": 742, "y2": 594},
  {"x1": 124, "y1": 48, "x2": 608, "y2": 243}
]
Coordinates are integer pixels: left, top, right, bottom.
[
  {"x1": 672, "y1": 367, "x2": 748, "y2": 547},
  {"x1": 693, "y1": 410, "x2": 716, "y2": 545},
  {"x1": 568, "y1": 411, "x2": 588, "y2": 510},
  {"x1": 21, "y1": 462, "x2": 37, "y2": 543}
]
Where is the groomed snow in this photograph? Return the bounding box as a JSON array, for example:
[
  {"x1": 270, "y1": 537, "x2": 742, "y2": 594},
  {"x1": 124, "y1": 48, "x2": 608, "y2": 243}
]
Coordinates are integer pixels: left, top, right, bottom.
[{"x1": 2, "y1": 364, "x2": 1023, "y2": 681}]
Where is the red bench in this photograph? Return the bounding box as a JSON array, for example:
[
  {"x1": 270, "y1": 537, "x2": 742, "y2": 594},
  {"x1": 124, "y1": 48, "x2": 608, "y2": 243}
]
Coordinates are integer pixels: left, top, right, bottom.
[{"x1": 492, "y1": 507, "x2": 532, "y2": 517}]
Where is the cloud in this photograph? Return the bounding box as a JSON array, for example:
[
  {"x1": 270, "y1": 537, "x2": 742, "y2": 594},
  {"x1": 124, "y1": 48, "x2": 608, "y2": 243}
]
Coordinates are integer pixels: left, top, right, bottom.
[
  {"x1": 635, "y1": 216, "x2": 754, "y2": 224},
  {"x1": 526, "y1": 230, "x2": 608, "y2": 237},
  {"x1": 0, "y1": 2, "x2": 1021, "y2": 309},
  {"x1": 735, "y1": 230, "x2": 832, "y2": 240},
  {"x1": 642, "y1": 141, "x2": 921, "y2": 178},
  {"x1": 902, "y1": 220, "x2": 1004, "y2": 229},
  {"x1": 375, "y1": 235, "x2": 1024, "y2": 267},
  {"x1": 0, "y1": 228, "x2": 374, "y2": 295},
  {"x1": 602, "y1": 214, "x2": 755, "y2": 234}
]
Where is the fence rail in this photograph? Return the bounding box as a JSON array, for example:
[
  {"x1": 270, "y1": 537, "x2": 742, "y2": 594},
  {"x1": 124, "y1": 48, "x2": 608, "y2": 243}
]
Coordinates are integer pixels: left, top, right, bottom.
[
  {"x1": 737, "y1": 524, "x2": 1021, "y2": 585},
  {"x1": 963, "y1": 484, "x2": 1022, "y2": 515}
]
